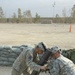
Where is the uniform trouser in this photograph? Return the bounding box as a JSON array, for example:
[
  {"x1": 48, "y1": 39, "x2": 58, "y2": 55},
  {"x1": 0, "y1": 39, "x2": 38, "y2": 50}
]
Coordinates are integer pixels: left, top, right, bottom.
[{"x1": 11, "y1": 68, "x2": 30, "y2": 75}]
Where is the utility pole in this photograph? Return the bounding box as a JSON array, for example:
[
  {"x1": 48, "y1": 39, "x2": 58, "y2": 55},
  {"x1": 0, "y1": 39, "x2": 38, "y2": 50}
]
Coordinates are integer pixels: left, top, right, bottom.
[{"x1": 52, "y1": 2, "x2": 56, "y2": 18}]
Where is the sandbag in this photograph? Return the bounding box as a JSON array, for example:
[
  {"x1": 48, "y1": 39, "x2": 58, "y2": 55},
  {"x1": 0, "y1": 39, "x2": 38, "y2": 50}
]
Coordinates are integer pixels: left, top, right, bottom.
[
  {"x1": 0, "y1": 57, "x2": 8, "y2": 61},
  {"x1": 8, "y1": 57, "x2": 16, "y2": 63},
  {"x1": 62, "y1": 49, "x2": 75, "y2": 63}
]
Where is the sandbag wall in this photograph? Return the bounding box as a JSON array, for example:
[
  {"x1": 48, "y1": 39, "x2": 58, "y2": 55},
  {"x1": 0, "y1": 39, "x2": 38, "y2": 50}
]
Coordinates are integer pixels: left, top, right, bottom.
[
  {"x1": 0, "y1": 45, "x2": 28, "y2": 66},
  {"x1": 0, "y1": 45, "x2": 75, "y2": 66}
]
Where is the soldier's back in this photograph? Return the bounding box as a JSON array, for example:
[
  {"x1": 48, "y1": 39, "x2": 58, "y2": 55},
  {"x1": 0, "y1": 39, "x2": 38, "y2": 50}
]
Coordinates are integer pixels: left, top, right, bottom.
[
  {"x1": 13, "y1": 46, "x2": 33, "y2": 72},
  {"x1": 57, "y1": 55, "x2": 75, "y2": 75}
]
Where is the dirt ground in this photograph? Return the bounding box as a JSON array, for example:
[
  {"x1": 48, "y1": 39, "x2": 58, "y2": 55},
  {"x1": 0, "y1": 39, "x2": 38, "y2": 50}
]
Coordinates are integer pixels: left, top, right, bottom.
[
  {"x1": 0, "y1": 66, "x2": 50, "y2": 75},
  {"x1": 0, "y1": 23, "x2": 75, "y2": 75}
]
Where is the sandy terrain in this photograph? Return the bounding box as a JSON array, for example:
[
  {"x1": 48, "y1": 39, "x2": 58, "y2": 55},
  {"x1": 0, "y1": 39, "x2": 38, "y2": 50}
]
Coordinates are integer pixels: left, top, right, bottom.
[
  {"x1": 0, "y1": 23, "x2": 75, "y2": 49},
  {"x1": 0, "y1": 23, "x2": 75, "y2": 75}
]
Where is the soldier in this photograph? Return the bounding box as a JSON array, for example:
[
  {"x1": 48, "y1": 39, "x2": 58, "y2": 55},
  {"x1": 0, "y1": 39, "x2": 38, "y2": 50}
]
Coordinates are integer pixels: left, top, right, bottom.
[
  {"x1": 49, "y1": 46, "x2": 75, "y2": 75},
  {"x1": 11, "y1": 42, "x2": 47, "y2": 75}
]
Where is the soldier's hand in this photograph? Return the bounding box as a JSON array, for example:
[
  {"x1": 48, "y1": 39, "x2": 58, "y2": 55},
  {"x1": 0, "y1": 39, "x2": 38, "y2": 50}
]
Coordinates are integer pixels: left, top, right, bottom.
[{"x1": 40, "y1": 66, "x2": 47, "y2": 70}]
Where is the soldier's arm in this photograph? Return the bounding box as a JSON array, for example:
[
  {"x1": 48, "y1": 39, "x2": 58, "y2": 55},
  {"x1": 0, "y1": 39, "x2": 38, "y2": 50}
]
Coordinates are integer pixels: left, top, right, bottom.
[
  {"x1": 26, "y1": 51, "x2": 41, "y2": 71},
  {"x1": 50, "y1": 60, "x2": 60, "y2": 75}
]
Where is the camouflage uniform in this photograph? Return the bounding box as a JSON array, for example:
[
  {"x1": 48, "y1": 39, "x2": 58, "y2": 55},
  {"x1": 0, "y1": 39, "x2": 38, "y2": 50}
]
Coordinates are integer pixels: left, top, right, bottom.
[
  {"x1": 11, "y1": 47, "x2": 41, "y2": 75},
  {"x1": 50, "y1": 55, "x2": 75, "y2": 75},
  {"x1": 48, "y1": 57, "x2": 54, "y2": 70}
]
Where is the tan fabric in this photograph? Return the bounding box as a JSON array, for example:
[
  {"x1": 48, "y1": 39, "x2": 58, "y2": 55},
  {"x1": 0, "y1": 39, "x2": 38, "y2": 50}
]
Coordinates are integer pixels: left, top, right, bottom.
[
  {"x1": 12, "y1": 47, "x2": 41, "y2": 75},
  {"x1": 13, "y1": 48, "x2": 28, "y2": 72},
  {"x1": 11, "y1": 68, "x2": 30, "y2": 75},
  {"x1": 11, "y1": 68, "x2": 21, "y2": 75}
]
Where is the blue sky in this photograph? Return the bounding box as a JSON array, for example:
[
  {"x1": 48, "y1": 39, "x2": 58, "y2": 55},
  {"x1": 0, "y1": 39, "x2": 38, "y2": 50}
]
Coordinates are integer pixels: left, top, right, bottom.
[{"x1": 0, "y1": 0, "x2": 75, "y2": 17}]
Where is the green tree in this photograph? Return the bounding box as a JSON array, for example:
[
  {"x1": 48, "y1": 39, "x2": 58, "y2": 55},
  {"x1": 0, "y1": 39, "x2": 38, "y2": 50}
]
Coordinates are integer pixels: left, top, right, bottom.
[
  {"x1": 62, "y1": 8, "x2": 67, "y2": 23},
  {"x1": 18, "y1": 8, "x2": 22, "y2": 22},
  {"x1": 71, "y1": 5, "x2": 75, "y2": 18},
  {"x1": 12, "y1": 12, "x2": 17, "y2": 23},
  {"x1": 22, "y1": 11, "x2": 27, "y2": 23},
  {"x1": 70, "y1": 4, "x2": 75, "y2": 23},
  {"x1": 0, "y1": 7, "x2": 7, "y2": 23},
  {"x1": 23, "y1": 11, "x2": 26, "y2": 18},
  {"x1": 55, "y1": 14, "x2": 60, "y2": 23},
  {"x1": 35, "y1": 13, "x2": 40, "y2": 23},
  {"x1": 25, "y1": 10, "x2": 32, "y2": 23},
  {"x1": 62, "y1": 8, "x2": 66, "y2": 17},
  {"x1": 0, "y1": 7, "x2": 4, "y2": 18}
]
